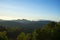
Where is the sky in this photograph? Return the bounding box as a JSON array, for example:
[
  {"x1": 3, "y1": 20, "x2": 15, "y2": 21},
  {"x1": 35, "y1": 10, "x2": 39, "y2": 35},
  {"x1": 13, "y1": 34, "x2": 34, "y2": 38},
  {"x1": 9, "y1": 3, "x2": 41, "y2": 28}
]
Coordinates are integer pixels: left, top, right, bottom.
[{"x1": 0, "y1": 0, "x2": 60, "y2": 21}]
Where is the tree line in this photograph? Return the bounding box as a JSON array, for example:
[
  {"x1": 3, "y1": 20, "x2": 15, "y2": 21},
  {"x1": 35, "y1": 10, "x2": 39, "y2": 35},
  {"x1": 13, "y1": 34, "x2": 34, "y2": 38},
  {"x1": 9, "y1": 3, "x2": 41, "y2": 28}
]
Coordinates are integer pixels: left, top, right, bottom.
[{"x1": 0, "y1": 22, "x2": 60, "y2": 40}]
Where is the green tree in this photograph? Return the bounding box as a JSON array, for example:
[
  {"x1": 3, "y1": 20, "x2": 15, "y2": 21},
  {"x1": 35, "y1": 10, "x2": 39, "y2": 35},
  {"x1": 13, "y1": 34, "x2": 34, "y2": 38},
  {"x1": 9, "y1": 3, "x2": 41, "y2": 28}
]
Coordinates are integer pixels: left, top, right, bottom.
[
  {"x1": 32, "y1": 30, "x2": 38, "y2": 40},
  {"x1": 25, "y1": 33, "x2": 31, "y2": 40},
  {"x1": 0, "y1": 31, "x2": 8, "y2": 40},
  {"x1": 17, "y1": 32, "x2": 25, "y2": 40},
  {"x1": 17, "y1": 32, "x2": 31, "y2": 40},
  {"x1": 35, "y1": 22, "x2": 60, "y2": 40}
]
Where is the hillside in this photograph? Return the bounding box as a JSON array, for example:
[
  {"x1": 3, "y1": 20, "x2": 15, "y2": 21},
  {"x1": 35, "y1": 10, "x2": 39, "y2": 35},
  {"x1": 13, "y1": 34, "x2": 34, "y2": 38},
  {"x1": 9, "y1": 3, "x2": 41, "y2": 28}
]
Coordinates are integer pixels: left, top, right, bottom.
[{"x1": 0, "y1": 19, "x2": 51, "y2": 28}]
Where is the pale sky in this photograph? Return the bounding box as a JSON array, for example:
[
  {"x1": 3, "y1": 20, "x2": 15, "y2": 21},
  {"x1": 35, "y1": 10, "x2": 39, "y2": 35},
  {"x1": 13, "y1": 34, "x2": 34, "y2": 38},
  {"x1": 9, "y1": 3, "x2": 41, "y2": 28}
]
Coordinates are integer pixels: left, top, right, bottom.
[{"x1": 0, "y1": 0, "x2": 60, "y2": 21}]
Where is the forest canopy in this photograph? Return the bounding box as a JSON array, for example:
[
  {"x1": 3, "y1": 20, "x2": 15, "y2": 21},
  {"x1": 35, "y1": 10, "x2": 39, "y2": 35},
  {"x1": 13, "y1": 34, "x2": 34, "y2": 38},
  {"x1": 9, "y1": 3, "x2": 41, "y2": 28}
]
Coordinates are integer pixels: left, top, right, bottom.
[{"x1": 0, "y1": 21, "x2": 60, "y2": 40}]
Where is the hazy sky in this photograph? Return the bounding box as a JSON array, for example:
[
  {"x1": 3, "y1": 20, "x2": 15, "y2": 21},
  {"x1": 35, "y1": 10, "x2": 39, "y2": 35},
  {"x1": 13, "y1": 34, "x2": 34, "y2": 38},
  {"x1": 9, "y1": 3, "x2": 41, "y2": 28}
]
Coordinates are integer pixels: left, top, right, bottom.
[{"x1": 0, "y1": 0, "x2": 60, "y2": 21}]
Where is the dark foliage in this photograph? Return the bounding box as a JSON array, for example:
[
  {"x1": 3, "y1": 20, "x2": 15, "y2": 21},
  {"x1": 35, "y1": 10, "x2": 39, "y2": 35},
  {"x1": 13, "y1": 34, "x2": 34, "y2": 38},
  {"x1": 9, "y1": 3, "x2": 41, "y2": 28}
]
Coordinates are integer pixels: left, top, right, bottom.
[{"x1": 0, "y1": 21, "x2": 60, "y2": 40}]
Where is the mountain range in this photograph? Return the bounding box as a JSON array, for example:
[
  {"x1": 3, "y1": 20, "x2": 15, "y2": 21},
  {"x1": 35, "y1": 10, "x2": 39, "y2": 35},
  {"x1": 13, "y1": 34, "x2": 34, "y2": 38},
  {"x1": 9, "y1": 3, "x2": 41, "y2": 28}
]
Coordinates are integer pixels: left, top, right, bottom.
[
  {"x1": 0, "y1": 19, "x2": 52, "y2": 28},
  {"x1": 0, "y1": 19, "x2": 55, "y2": 33}
]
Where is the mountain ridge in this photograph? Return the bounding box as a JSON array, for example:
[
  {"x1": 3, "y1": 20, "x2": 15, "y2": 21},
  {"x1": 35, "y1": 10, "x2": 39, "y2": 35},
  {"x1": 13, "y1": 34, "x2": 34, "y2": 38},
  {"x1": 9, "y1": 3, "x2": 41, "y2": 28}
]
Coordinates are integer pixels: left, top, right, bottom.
[{"x1": 0, "y1": 19, "x2": 52, "y2": 28}]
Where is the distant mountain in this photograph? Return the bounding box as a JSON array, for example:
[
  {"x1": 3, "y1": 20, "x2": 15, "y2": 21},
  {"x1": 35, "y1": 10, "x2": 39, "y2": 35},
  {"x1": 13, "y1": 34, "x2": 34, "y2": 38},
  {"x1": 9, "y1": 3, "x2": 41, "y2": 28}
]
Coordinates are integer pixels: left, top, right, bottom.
[
  {"x1": 0, "y1": 19, "x2": 54, "y2": 33},
  {"x1": 0, "y1": 21, "x2": 23, "y2": 27},
  {"x1": 11, "y1": 19, "x2": 32, "y2": 24},
  {"x1": 0, "y1": 19, "x2": 52, "y2": 28}
]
